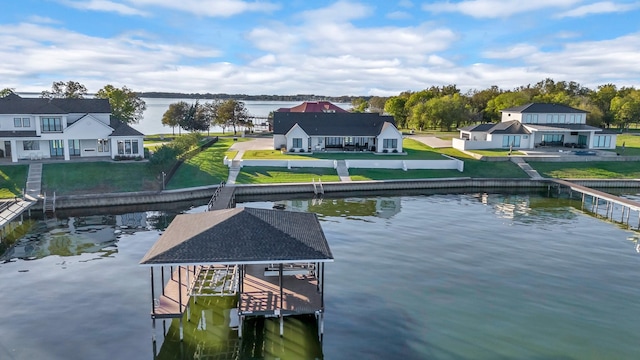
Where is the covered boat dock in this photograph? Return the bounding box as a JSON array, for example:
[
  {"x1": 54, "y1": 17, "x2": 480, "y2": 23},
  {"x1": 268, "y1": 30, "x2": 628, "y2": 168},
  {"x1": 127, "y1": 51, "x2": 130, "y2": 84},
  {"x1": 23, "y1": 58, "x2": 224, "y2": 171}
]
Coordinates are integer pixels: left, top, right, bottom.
[{"x1": 139, "y1": 207, "x2": 333, "y2": 344}]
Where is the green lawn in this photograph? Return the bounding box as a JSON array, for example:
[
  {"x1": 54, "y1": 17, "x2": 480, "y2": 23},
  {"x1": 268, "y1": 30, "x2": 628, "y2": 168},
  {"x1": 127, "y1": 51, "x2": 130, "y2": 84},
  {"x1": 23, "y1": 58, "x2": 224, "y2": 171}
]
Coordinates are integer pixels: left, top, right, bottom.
[
  {"x1": 350, "y1": 168, "x2": 465, "y2": 180},
  {"x1": 528, "y1": 161, "x2": 640, "y2": 179},
  {"x1": 0, "y1": 165, "x2": 29, "y2": 198},
  {"x1": 166, "y1": 138, "x2": 236, "y2": 189},
  {"x1": 616, "y1": 133, "x2": 640, "y2": 156},
  {"x1": 470, "y1": 149, "x2": 525, "y2": 156},
  {"x1": 235, "y1": 167, "x2": 340, "y2": 184},
  {"x1": 42, "y1": 162, "x2": 158, "y2": 195}
]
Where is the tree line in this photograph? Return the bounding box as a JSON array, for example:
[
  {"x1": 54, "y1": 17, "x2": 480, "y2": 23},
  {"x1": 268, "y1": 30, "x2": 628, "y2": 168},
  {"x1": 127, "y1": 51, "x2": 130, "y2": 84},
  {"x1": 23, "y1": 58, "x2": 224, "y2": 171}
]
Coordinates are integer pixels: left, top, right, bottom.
[
  {"x1": 355, "y1": 79, "x2": 640, "y2": 131},
  {"x1": 161, "y1": 99, "x2": 250, "y2": 135}
]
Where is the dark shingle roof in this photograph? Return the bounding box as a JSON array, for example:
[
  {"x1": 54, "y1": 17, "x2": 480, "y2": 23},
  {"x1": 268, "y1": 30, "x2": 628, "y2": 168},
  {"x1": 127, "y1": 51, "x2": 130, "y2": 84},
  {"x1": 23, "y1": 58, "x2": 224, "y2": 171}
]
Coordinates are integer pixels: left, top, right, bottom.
[
  {"x1": 277, "y1": 101, "x2": 348, "y2": 113},
  {"x1": 459, "y1": 123, "x2": 495, "y2": 132},
  {"x1": 273, "y1": 112, "x2": 395, "y2": 136},
  {"x1": 140, "y1": 207, "x2": 334, "y2": 265},
  {"x1": 525, "y1": 123, "x2": 602, "y2": 131},
  {"x1": 488, "y1": 120, "x2": 531, "y2": 134},
  {"x1": 110, "y1": 117, "x2": 144, "y2": 136},
  {"x1": 0, "y1": 93, "x2": 110, "y2": 114},
  {"x1": 501, "y1": 103, "x2": 587, "y2": 114}
]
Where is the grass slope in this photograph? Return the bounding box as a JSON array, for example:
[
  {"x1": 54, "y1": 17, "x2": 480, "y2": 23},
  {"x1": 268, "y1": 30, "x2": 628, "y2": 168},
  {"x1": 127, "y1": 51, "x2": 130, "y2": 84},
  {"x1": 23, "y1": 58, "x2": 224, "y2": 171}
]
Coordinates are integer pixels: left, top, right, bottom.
[
  {"x1": 235, "y1": 167, "x2": 340, "y2": 184},
  {"x1": 0, "y1": 165, "x2": 29, "y2": 198},
  {"x1": 528, "y1": 161, "x2": 640, "y2": 179},
  {"x1": 166, "y1": 139, "x2": 236, "y2": 189}
]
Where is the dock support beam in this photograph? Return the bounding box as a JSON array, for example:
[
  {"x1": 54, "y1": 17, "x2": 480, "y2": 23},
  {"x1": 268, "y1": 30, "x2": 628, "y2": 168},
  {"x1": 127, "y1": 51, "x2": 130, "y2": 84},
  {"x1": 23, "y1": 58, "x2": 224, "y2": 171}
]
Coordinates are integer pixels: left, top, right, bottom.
[{"x1": 179, "y1": 318, "x2": 184, "y2": 341}]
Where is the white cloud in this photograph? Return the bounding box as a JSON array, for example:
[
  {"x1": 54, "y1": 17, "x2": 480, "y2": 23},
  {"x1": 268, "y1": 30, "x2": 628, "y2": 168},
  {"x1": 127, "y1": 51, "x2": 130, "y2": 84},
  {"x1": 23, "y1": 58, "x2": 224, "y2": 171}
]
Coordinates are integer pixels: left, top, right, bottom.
[
  {"x1": 483, "y1": 44, "x2": 540, "y2": 59},
  {"x1": 127, "y1": 0, "x2": 280, "y2": 17},
  {"x1": 298, "y1": 1, "x2": 373, "y2": 23},
  {"x1": 387, "y1": 10, "x2": 412, "y2": 20},
  {"x1": 399, "y1": 0, "x2": 414, "y2": 8},
  {"x1": 423, "y1": 0, "x2": 582, "y2": 18},
  {"x1": 26, "y1": 16, "x2": 61, "y2": 24},
  {"x1": 59, "y1": 0, "x2": 149, "y2": 16},
  {"x1": 556, "y1": 1, "x2": 640, "y2": 18}
]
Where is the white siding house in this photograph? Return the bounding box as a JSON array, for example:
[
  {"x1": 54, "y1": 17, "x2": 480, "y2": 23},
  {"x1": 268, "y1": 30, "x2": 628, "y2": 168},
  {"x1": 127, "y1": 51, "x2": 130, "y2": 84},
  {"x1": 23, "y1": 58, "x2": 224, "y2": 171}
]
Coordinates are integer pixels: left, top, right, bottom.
[
  {"x1": 0, "y1": 93, "x2": 144, "y2": 162},
  {"x1": 273, "y1": 112, "x2": 403, "y2": 153},
  {"x1": 454, "y1": 103, "x2": 617, "y2": 151}
]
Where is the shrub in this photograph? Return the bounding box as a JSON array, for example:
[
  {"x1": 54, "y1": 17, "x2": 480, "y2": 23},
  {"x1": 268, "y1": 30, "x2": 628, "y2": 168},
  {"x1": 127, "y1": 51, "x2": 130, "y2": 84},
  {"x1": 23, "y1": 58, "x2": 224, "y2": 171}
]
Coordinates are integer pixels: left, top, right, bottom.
[
  {"x1": 393, "y1": 149, "x2": 398, "y2": 153},
  {"x1": 383, "y1": 149, "x2": 388, "y2": 153},
  {"x1": 148, "y1": 144, "x2": 180, "y2": 172},
  {"x1": 371, "y1": 146, "x2": 376, "y2": 152},
  {"x1": 300, "y1": 149, "x2": 305, "y2": 153}
]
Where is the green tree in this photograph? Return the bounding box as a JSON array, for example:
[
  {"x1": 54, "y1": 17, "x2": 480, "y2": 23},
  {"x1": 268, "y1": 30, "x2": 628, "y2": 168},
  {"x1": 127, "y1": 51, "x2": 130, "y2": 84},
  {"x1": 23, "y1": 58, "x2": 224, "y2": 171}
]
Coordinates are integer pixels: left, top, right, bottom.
[
  {"x1": 611, "y1": 89, "x2": 640, "y2": 130},
  {"x1": 423, "y1": 94, "x2": 470, "y2": 131},
  {"x1": 368, "y1": 96, "x2": 387, "y2": 114},
  {"x1": 215, "y1": 99, "x2": 249, "y2": 135},
  {"x1": 590, "y1": 84, "x2": 618, "y2": 127},
  {"x1": 96, "y1": 85, "x2": 147, "y2": 124},
  {"x1": 468, "y1": 86, "x2": 501, "y2": 122},
  {"x1": 351, "y1": 97, "x2": 369, "y2": 113},
  {"x1": 200, "y1": 101, "x2": 220, "y2": 135},
  {"x1": 162, "y1": 101, "x2": 189, "y2": 135},
  {"x1": 485, "y1": 91, "x2": 530, "y2": 121},
  {"x1": 180, "y1": 101, "x2": 210, "y2": 132},
  {"x1": 384, "y1": 96, "x2": 409, "y2": 128},
  {"x1": 41, "y1": 81, "x2": 88, "y2": 99},
  {"x1": 0, "y1": 88, "x2": 15, "y2": 97}
]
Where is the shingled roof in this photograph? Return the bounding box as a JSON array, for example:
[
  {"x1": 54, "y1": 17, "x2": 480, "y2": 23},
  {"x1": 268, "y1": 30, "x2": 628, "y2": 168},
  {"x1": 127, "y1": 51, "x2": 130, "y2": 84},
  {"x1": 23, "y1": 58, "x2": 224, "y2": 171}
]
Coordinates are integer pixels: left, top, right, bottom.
[
  {"x1": 277, "y1": 101, "x2": 348, "y2": 113},
  {"x1": 110, "y1": 117, "x2": 144, "y2": 136},
  {"x1": 140, "y1": 207, "x2": 334, "y2": 265},
  {"x1": 273, "y1": 112, "x2": 395, "y2": 136},
  {"x1": 501, "y1": 103, "x2": 588, "y2": 114},
  {"x1": 0, "y1": 93, "x2": 111, "y2": 114}
]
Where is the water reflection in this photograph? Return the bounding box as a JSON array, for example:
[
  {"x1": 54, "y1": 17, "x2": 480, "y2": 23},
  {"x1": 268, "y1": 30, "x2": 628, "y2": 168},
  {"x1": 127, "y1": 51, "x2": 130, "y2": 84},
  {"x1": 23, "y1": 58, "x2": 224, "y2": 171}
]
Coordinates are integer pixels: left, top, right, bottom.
[{"x1": 269, "y1": 197, "x2": 402, "y2": 219}]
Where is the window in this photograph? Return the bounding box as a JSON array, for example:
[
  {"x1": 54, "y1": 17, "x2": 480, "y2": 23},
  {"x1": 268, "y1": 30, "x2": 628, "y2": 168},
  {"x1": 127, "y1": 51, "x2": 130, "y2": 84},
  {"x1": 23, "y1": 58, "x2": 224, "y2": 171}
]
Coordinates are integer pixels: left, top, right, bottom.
[
  {"x1": 569, "y1": 115, "x2": 575, "y2": 123},
  {"x1": 23, "y1": 141, "x2": 39, "y2": 151},
  {"x1": 41, "y1": 117, "x2": 62, "y2": 132},
  {"x1": 383, "y1": 139, "x2": 398, "y2": 149},
  {"x1": 593, "y1": 135, "x2": 611, "y2": 148},
  {"x1": 49, "y1": 140, "x2": 64, "y2": 157},
  {"x1": 14, "y1": 118, "x2": 30, "y2": 127},
  {"x1": 525, "y1": 114, "x2": 531, "y2": 123},
  {"x1": 292, "y1": 138, "x2": 302, "y2": 148},
  {"x1": 559, "y1": 115, "x2": 566, "y2": 123},
  {"x1": 542, "y1": 134, "x2": 564, "y2": 143},
  {"x1": 69, "y1": 139, "x2": 80, "y2": 156},
  {"x1": 98, "y1": 139, "x2": 109, "y2": 152},
  {"x1": 502, "y1": 135, "x2": 521, "y2": 147},
  {"x1": 117, "y1": 139, "x2": 139, "y2": 156},
  {"x1": 546, "y1": 115, "x2": 552, "y2": 123}
]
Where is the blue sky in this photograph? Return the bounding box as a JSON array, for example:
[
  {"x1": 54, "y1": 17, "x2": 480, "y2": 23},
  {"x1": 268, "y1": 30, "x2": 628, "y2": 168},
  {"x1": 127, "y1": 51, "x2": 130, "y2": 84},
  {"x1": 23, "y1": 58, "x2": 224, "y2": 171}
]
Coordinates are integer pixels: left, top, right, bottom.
[{"x1": 1, "y1": 0, "x2": 639, "y2": 96}]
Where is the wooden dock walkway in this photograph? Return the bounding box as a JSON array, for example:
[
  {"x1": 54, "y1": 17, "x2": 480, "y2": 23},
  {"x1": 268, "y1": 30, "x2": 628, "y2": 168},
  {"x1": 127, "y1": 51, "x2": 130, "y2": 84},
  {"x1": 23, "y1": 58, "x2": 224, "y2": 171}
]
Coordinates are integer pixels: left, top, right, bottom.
[
  {"x1": 207, "y1": 183, "x2": 236, "y2": 211},
  {"x1": 551, "y1": 179, "x2": 640, "y2": 227}
]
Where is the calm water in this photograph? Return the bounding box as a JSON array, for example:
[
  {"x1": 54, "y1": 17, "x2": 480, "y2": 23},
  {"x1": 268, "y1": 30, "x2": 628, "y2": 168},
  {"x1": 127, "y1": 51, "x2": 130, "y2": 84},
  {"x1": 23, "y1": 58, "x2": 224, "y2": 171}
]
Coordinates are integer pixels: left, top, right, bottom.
[
  {"x1": 133, "y1": 98, "x2": 352, "y2": 135},
  {"x1": 1, "y1": 192, "x2": 639, "y2": 359}
]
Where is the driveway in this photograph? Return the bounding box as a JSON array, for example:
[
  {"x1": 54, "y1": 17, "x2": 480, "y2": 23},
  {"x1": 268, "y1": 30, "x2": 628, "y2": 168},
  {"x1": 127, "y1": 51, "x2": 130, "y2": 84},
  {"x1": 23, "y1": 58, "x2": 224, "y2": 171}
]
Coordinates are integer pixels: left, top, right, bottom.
[
  {"x1": 228, "y1": 137, "x2": 273, "y2": 159},
  {"x1": 410, "y1": 135, "x2": 452, "y2": 148}
]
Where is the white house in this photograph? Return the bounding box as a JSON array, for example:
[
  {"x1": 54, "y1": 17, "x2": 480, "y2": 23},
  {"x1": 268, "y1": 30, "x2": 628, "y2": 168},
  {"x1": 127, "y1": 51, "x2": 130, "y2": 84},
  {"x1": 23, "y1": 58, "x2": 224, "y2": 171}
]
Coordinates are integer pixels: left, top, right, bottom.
[
  {"x1": 0, "y1": 93, "x2": 144, "y2": 162},
  {"x1": 454, "y1": 103, "x2": 617, "y2": 151},
  {"x1": 272, "y1": 112, "x2": 403, "y2": 153}
]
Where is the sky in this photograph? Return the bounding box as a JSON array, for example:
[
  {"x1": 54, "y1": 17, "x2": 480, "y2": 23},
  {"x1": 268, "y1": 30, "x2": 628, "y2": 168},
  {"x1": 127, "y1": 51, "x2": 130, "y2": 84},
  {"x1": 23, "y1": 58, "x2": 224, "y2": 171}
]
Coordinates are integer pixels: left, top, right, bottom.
[{"x1": 1, "y1": 0, "x2": 640, "y2": 96}]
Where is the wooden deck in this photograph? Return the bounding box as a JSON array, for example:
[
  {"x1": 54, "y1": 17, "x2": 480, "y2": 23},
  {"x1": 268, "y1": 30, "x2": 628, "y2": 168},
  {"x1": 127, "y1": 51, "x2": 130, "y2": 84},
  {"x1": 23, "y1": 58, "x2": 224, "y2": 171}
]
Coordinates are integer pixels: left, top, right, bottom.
[
  {"x1": 239, "y1": 264, "x2": 322, "y2": 316},
  {"x1": 153, "y1": 266, "x2": 200, "y2": 319},
  {"x1": 552, "y1": 179, "x2": 640, "y2": 211}
]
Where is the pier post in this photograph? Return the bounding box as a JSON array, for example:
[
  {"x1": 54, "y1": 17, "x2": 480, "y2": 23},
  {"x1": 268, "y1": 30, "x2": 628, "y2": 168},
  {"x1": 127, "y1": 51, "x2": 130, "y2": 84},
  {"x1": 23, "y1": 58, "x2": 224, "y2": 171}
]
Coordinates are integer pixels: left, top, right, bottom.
[
  {"x1": 179, "y1": 318, "x2": 184, "y2": 341},
  {"x1": 279, "y1": 314, "x2": 284, "y2": 337},
  {"x1": 581, "y1": 193, "x2": 585, "y2": 210}
]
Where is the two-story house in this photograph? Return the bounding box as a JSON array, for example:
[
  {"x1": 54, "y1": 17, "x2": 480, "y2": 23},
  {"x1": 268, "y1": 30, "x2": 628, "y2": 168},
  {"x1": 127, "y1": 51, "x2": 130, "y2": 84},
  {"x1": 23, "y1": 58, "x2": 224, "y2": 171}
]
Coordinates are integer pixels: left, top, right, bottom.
[
  {"x1": 454, "y1": 103, "x2": 617, "y2": 151},
  {"x1": 0, "y1": 93, "x2": 144, "y2": 162}
]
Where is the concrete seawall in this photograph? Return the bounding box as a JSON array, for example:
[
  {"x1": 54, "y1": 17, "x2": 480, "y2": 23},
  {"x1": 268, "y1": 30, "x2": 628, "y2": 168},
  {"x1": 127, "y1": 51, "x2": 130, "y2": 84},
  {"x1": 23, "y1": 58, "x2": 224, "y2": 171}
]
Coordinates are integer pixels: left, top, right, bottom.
[{"x1": 33, "y1": 178, "x2": 640, "y2": 211}]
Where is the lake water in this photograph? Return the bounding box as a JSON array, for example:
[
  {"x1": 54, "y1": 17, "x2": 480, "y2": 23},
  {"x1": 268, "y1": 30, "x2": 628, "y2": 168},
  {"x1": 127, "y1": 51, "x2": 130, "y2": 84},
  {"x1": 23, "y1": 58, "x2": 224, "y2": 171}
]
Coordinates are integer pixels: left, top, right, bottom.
[
  {"x1": 133, "y1": 98, "x2": 353, "y2": 135},
  {"x1": 1, "y1": 192, "x2": 639, "y2": 359}
]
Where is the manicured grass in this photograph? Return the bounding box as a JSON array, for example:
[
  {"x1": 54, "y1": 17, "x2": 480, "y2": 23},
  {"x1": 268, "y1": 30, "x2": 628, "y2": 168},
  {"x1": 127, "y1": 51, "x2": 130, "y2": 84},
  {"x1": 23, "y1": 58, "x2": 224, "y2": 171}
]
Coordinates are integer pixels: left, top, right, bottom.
[
  {"x1": 166, "y1": 139, "x2": 235, "y2": 189},
  {"x1": 528, "y1": 161, "x2": 640, "y2": 179},
  {"x1": 235, "y1": 167, "x2": 340, "y2": 184},
  {"x1": 462, "y1": 160, "x2": 529, "y2": 178},
  {"x1": 470, "y1": 149, "x2": 526, "y2": 156},
  {"x1": 0, "y1": 165, "x2": 29, "y2": 198},
  {"x1": 616, "y1": 134, "x2": 640, "y2": 156},
  {"x1": 42, "y1": 162, "x2": 158, "y2": 195}
]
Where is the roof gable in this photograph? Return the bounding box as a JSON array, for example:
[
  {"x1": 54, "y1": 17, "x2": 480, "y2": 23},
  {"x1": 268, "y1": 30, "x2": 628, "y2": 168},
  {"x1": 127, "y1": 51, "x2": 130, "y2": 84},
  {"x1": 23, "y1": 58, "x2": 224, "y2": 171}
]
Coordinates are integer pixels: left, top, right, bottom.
[
  {"x1": 140, "y1": 207, "x2": 333, "y2": 265},
  {"x1": 489, "y1": 120, "x2": 531, "y2": 134},
  {"x1": 65, "y1": 114, "x2": 113, "y2": 137},
  {"x1": 273, "y1": 112, "x2": 396, "y2": 137},
  {"x1": 110, "y1": 117, "x2": 144, "y2": 136},
  {"x1": 277, "y1": 101, "x2": 348, "y2": 113}
]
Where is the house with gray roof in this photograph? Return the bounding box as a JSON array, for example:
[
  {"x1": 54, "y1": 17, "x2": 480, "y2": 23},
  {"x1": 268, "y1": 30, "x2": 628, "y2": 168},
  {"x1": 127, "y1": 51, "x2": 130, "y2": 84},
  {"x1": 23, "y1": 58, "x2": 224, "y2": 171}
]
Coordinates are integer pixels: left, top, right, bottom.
[
  {"x1": 454, "y1": 103, "x2": 617, "y2": 151},
  {"x1": 273, "y1": 112, "x2": 403, "y2": 153},
  {"x1": 0, "y1": 93, "x2": 144, "y2": 162}
]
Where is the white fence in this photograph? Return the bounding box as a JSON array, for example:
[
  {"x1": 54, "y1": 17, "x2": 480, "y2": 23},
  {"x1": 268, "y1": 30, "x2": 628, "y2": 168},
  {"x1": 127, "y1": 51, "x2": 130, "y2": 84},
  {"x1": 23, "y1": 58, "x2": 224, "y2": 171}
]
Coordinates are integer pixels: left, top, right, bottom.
[{"x1": 227, "y1": 157, "x2": 463, "y2": 172}]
